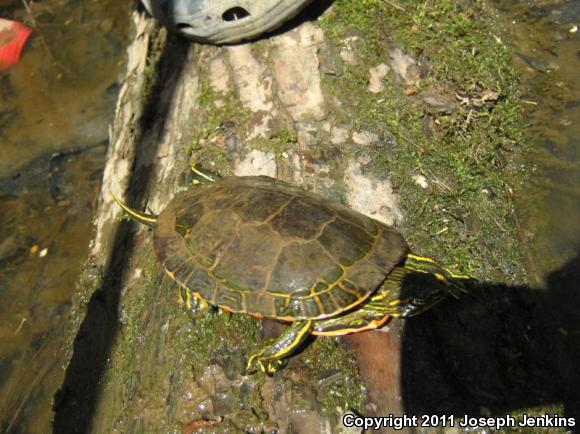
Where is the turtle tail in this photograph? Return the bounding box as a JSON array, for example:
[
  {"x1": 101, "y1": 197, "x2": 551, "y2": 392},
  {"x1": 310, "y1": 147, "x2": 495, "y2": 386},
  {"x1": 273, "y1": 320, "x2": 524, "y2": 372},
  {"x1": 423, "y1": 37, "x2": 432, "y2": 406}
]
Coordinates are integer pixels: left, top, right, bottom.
[
  {"x1": 404, "y1": 253, "x2": 472, "y2": 299},
  {"x1": 111, "y1": 192, "x2": 158, "y2": 228}
]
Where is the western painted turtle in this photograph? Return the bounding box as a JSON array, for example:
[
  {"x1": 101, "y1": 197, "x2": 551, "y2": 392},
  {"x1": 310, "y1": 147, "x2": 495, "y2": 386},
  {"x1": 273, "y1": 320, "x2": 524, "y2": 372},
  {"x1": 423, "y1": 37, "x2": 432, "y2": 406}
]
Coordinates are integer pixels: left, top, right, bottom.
[{"x1": 113, "y1": 174, "x2": 470, "y2": 373}]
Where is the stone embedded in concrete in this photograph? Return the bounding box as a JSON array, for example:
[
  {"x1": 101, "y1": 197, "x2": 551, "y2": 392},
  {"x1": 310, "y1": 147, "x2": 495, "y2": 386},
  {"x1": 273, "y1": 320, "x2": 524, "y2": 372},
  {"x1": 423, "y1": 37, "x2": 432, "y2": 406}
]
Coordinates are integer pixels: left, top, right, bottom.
[
  {"x1": 352, "y1": 130, "x2": 380, "y2": 146},
  {"x1": 208, "y1": 55, "x2": 232, "y2": 94},
  {"x1": 330, "y1": 126, "x2": 350, "y2": 145},
  {"x1": 234, "y1": 149, "x2": 277, "y2": 178},
  {"x1": 368, "y1": 63, "x2": 390, "y2": 93},
  {"x1": 344, "y1": 160, "x2": 403, "y2": 226},
  {"x1": 227, "y1": 45, "x2": 273, "y2": 113},
  {"x1": 272, "y1": 22, "x2": 327, "y2": 123},
  {"x1": 422, "y1": 84, "x2": 458, "y2": 112},
  {"x1": 339, "y1": 49, "x2": 358, "y2": 65},
  {"x1": 389, "y1": 48, "x2": 421, "y2": 85},
  {"x1": 413, "y1": 174, "x2": 429, "y2": 188},
  {"x1": 227, "y1": 45, "x2": 274, "y2": 139},
  {"x1": 296, "y1": 123, "x2": 319, "y2": 148}
]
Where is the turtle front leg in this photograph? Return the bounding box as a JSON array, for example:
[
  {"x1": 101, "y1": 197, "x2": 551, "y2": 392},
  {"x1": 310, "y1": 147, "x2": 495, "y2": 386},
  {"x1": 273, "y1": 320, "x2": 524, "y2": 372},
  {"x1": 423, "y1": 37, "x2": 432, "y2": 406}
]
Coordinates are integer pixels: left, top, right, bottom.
[
  {"x1": 247, "y1": 320, "x2": 313, "y2": 374},
  {"x1": 179, "y1": 287, "x2": 209, "y2": 319}
]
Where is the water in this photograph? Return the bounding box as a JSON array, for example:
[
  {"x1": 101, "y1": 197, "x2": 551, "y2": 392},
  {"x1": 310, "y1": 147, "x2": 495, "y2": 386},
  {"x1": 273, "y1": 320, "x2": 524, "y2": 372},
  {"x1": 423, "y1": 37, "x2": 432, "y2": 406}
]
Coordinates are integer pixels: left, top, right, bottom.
[
  {"x1": 490, "y1": 0, "x2": 580, "y2": 279},
  {"x1": 0, "y1": 1, "x2": 129, "y2": 432}
]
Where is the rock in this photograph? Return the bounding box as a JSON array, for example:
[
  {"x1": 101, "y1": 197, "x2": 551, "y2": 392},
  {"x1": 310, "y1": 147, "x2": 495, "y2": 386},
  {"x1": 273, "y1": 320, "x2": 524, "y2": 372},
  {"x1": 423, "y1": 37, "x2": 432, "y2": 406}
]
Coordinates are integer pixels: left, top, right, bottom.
[
  {"x1": 516, "y1": 52, "x2": 559, "y2": 72},
  {"x1": 368, "y1": 63, "x2": 390, "y2": 93},
  {"x1": 247, "y1": 110, "x2": 274, "y2": 139},
  {"x1": 318, "y1": 42, "x2": 343, "y2": 76},
  {"x1": 352, "y1": 130, "x2": 379, "y2": 146},
  {"x1": 296, "y1": 124, "x2": 319, "y2": 148},
  {"x1": 208, "y1": 55, "x2": 232, "y2": 94},
  {"x1": 234, "y1": 149, "x2": 277, "y2": 177},
  {"x1": 422, "y1": 84, "x2": 457, "y2": 112},
  {"x1": 330, "y1": 126, "x2": 350, "y2": 145},
  {"x1": 389, "y1": 48, "x2": 421, "y2": 85},
  {"x1": 412, "y1": 174, "x2": 429, "y2": 188},
  {"x1": 198, "y1": 365, "x2": 230, "y2": 395},
  {"x1": 272, "y1": 22, "x2": 327, "y2": 122},
  {"x1": 344, "y1": 159, "x2": 403, "y2": 226},
  {"x1": 403, "y1": 85, "x2": 418, "y2": 96},
  {"x1": 0, "y1": 234, "x2": 27, "y2": 264},
  {"x1": 339, "y1": 49, "x2": 358, "y2": 65},
  {"x1": 227, "y1": 45, "x2": 273, "y2": 112}
]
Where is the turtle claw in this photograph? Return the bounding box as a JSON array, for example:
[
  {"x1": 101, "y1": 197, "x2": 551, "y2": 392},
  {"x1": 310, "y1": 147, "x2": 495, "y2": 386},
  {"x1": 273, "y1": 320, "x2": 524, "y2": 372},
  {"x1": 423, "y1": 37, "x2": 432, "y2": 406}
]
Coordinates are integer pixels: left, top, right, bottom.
[{"x1": 246, "y1": 354, "x2": 284, "y2": 375}]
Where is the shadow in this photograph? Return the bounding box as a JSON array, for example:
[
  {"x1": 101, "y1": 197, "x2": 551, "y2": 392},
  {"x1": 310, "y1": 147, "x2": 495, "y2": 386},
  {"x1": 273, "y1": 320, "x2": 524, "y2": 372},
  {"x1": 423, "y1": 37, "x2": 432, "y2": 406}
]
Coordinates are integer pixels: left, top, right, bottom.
[
  {"x1": 51, "y1": 33, "x2": 191, "y2": 433},
  {"x1": 401, "y1": 253, "x2": 580, "y2": 428}
]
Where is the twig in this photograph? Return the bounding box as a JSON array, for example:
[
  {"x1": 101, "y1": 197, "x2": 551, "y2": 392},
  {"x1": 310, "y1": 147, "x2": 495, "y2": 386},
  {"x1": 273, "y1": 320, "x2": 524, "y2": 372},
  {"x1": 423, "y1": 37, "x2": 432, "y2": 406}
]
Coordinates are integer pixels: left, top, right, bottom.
[
  {"x1": 21, "y1": 0, "x2": 37, "y2": 27},
  {"x1": 381, "y1": 0, "x2": 406, "y2": 11},
  {"x1": 14, "y1": 317, "x2": 27, "y2": 334}
]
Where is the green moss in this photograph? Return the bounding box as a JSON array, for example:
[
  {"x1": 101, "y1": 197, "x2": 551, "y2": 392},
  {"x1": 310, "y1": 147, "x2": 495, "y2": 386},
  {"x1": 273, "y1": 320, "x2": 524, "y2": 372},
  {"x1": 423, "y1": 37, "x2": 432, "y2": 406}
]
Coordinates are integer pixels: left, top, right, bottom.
[
  {"x1": 249, "y1": 128, "x2": 298, "y2": 155},
  {"x1": 303, "y1": 337, "x2": 366, "y2": 414},
  {"x1": 185, "y1": 309, "x2": 261, "y2": 377},
  {"x1": 198, "y1": 81, "x2": 251, "y2": 137},
  {"x1": 189, "y1": 81, "x2": 251, "y2": 173},
  {"x1": 507, "y1": 406, "x2": 570, "y2": 434},
  {"x1": 320, "y1": 0, "x2": 527, "y2": 283}
]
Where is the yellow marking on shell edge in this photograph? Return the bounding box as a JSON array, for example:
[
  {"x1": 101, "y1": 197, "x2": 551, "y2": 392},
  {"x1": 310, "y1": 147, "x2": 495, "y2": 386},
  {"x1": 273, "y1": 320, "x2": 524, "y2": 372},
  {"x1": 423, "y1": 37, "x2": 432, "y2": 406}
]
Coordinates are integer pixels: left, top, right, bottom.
[
  {"x1": 208, "y1": 257, "x2": 220, "y2": 273},
  {"x1": 220, "y1": 305, "x2": 235, "y2": 313},
  {"x1": 266, "y1": 291, "x2": 293, "y2": 299},
  {"x1": 275, "y1": 315, "x2": 297, "y2": 322}
]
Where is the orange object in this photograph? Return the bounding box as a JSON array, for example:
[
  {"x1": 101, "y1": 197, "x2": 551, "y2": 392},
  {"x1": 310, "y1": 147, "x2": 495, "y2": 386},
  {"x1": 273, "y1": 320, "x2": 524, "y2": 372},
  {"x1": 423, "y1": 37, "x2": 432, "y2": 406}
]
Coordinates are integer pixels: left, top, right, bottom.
[{"x1": 0, "y1": 18, "x2": 32, "y2": 70}]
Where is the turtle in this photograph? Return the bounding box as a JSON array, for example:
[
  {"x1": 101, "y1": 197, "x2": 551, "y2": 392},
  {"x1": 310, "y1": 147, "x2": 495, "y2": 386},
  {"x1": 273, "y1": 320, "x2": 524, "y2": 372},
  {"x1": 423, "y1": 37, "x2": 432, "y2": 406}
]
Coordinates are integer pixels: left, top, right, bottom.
[{"x1": 113, "y1": 172, "x2": 471, "y2": 373}]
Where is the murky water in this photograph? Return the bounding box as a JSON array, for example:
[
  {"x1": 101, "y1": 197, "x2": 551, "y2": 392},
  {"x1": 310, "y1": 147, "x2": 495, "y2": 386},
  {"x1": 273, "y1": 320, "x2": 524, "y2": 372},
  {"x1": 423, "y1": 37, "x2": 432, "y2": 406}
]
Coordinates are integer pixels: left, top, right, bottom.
[
  {"x1": 0, "y1": 1, "x2": 129, "y2": 432},
  {"x1": 490, "y1": 0, "x2": 580, "y2": 279}
]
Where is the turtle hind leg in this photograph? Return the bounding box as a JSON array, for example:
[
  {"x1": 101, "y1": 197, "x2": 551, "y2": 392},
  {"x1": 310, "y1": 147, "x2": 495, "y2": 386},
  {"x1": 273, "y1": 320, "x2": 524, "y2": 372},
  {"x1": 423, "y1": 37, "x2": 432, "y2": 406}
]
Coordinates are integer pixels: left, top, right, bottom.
[
  {"x1": 247, "y1": 320, "x2": 313, "y2": 374},
  {"x1": 312, "y1": 305, "x2": 391, "y2": 336}
]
